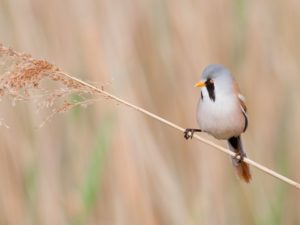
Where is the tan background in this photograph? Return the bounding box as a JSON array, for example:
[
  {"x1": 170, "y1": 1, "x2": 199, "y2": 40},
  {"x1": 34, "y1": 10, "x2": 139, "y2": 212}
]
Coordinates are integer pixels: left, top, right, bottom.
[{"x1": 0, "y1": 0, "x2": 300, "y2": 224}]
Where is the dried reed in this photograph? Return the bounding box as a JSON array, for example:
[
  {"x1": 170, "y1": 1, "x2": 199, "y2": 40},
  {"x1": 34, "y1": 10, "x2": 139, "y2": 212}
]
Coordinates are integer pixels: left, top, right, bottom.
[{"x1": 1, "y1": 44, "x2": 299, "y2": 190}]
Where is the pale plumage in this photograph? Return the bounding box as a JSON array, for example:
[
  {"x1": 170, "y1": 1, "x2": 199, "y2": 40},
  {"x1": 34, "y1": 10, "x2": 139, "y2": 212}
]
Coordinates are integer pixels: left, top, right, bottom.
[
  {"x1": 184, "y1": 64, "x2": 251, "y2": 183},
  {"x1": 197, "y1": 65, "x2": 247, "y2": 139}
]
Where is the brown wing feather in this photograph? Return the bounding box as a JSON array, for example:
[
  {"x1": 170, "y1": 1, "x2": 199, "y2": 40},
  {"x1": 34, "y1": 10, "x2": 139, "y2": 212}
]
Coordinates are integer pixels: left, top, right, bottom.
[
  {"x1": 233, "y1": 80, "x2": 247, "y2": 112},
  {"x1": 233, "y1": 81, "x2": 248, "y2": 132},
  {"x1": 239, "y1": 97, "x2": 247, "y2": 113}
]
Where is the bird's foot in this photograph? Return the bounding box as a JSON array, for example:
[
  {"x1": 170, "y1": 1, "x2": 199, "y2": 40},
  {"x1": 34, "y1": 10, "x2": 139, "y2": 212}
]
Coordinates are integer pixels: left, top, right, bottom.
[
  {"x1": 233, "y1": 152, "x2": 246, "y2": 163},
  {"x1": 184, "y1": 128, "x2": 202, "y2": 140}
]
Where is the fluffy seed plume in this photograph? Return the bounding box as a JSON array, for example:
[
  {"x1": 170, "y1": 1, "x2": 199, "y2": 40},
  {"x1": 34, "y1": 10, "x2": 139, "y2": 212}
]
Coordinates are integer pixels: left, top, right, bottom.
[{"x1": 0, "y1": 44, "x2": 100, "y2": 126}]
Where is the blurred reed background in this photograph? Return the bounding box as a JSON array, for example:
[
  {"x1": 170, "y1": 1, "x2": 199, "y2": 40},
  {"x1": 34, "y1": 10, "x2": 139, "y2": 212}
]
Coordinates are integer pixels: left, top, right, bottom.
[{"x1": 0, "y1": 0, "x2": 300, "y2": 224}]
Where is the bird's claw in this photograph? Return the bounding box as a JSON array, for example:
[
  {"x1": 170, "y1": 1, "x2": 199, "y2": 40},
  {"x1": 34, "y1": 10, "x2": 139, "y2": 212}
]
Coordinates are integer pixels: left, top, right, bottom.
[
  {"x1": 233, "y1": 152, "x2": 246, "y2": 163},
  {"x1": 184, "y1": 129, "x2": 195, "y2": 140}
]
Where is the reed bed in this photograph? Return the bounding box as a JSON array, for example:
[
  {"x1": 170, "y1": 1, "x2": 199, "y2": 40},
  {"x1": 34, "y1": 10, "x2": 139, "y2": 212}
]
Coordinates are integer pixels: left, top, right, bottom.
[{"x1": 1, "y1": 0, "x2": 300, "y2": 225}]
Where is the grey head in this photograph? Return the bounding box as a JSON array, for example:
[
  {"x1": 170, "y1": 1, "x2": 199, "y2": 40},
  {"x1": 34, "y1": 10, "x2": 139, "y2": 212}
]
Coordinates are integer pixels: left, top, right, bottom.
[
  {"x1": 197, "y1": 64, "x2": 234, "y2": 102},
  {"x1": 201, "y1": 64, "x2": 231, "y2": 80}
]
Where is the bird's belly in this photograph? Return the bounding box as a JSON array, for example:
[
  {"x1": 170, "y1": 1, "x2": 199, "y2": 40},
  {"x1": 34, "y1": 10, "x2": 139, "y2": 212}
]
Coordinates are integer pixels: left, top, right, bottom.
[{"x1": 197, "y1": 98, "x2": 245, "y2": 139}]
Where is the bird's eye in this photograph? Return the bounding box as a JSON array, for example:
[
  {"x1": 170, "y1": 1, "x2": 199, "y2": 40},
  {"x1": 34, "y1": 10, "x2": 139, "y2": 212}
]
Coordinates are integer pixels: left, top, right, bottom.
[{"x1": 205, "y1": 78, "x2": 214, "y2": 86}]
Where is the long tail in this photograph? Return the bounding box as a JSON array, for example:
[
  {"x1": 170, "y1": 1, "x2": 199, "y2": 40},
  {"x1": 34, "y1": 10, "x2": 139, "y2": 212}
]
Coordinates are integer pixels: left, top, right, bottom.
[{"x1": 227, "y1": 136, "x2": 251, "y2": 183}]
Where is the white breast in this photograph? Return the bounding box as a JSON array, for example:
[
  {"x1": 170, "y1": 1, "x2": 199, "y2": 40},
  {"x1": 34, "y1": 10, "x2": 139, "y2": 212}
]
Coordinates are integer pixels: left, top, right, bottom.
[{"x1": 196, "y1": 89, "x2": 245, "y2": 139}]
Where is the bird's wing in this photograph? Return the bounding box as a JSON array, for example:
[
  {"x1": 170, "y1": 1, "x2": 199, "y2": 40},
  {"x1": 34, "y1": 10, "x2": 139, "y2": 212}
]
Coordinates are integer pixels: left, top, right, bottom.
[
  {"x1": 238, "y1": 94, "x2": 247, "y2": 114},
  {"x1": 233, "y1": 81, "x2": 247, "y2": 113},
  {"x1": 238, "y1": 94, "x2": 248, "y2": 132}
]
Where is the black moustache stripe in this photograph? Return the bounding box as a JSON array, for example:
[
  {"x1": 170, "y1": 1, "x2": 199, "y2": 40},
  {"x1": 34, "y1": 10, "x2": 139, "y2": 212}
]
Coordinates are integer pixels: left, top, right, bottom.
[{"x1": 205, "y1": 79, "x2": 215, "y2": 101}]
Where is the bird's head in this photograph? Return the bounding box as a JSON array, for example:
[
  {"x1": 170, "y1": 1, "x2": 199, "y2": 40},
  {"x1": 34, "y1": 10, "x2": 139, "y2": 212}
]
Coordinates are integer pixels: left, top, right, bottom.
[{"x1": 195, "y1": 64, "x2": 234, "y2": 101}]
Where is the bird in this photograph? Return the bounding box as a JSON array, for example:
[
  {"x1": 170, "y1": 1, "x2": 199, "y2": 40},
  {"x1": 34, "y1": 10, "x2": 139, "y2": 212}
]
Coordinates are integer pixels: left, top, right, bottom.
[{"x1": 184, "y1": 64, "x2": 251, "y2": 183}]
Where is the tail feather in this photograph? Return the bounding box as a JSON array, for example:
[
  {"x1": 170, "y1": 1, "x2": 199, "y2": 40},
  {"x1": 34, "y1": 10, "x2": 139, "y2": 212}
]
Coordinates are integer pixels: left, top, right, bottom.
[
  {"x1": 227, "y1": 136, "x2": 252, "y2": 183},
  {"x1": 236, "y1": 161, "x2": 252, "y2": 183}
]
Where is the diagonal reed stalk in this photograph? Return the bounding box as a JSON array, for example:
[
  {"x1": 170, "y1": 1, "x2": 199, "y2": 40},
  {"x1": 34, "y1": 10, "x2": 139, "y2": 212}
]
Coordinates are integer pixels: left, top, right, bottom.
[{"x1": 59, "y1": 71, "x2": 300, "y2": 190}]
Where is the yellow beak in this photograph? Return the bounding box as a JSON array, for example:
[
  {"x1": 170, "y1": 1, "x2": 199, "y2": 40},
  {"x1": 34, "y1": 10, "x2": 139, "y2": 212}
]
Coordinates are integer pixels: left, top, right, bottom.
[{"x1": 194, "y1": 81, "x2": 206, "y2": 88}]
